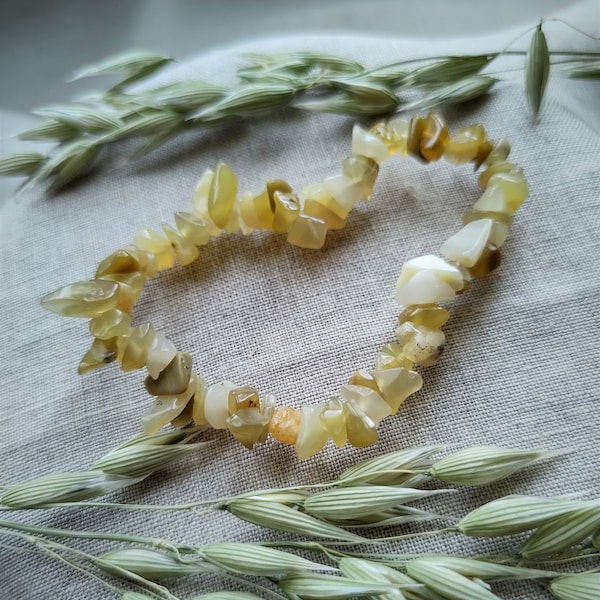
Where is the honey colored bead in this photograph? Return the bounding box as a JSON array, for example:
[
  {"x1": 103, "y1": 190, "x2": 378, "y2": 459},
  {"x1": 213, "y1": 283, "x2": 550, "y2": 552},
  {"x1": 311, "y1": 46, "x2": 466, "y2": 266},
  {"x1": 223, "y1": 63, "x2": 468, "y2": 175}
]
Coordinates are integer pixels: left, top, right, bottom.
[
  {"x1": 228, "y1": 386, "x2": 260, "y2": 414},
  {"x1": 407, "y1": 116, "x2": 426, "y2": 161},
  {"x1": 120, "y1": 323, "x2": 155, "y2": 372},
  {"x1": 440, "y1": 219, "x2": 493, "y2": 268},
  {"x1": 320, "y1": 398, "x2": 347, "y2": 447},
  {"x1": 89, "y1": 309, "x2": 132, "y2": 340},
  {"x1": 351, "y1": 124, "x2": 390, "y2": 164},
  {"x1": 208, "y1": 163, "x2": 238, "y2": 228},
  {"x1": 369, "y1": 121, "x2": 395, "y2": 150},
  {"x1": 487, "y1": 171, "x2": 529, "y2": 213},
  {"x1": 287, "y1": 214, "x2": 327, "y2": 249},
  {"x1": 162, "y1": 224, "x2": 200, "y2": 266},
  {"x1": 226, "y1": 408, "x2": 271, "y2": 449},
  {"x1": 483, "y1": 138, "x2": 511, "y2": 167},
  {"x1": 96, "y1": 249, "x2": 145, "y2": 278},
  {"x1": 342, "y1": 155, "x2": 379, "y2": 200},
  {"x1": 295, "y1": 404, "x2": 330, "y2": 459},
  {"x1": 272, "y1": 191, "x2": 300, "y2": 233},
  {"x1": 387, "y1": 117, "x2": 410, "y2": 154},
  {"x1": 398, "y1": 305, "x2": 450, "y2": 329},
  {"x1": 145, "y1": 352, "x2": 192, "y2": 395},
  {"x1": 420, "y1": 113, "x2": 450, "y2": 162},
  {"x1": 371, "y1": 367, "x2": 423, "y2": 414},
  {"x1": 78, "y1": 337, "x2": 118, "y2": 374},
  {"x1": 204, "y1": 381, "x2": 238, "y2": 429},
  {"x1": 375, "y1": 342, "x2": 414, "y2": 371},
  {"x1": 41, "y1": 279, "x2": 120, "y2": 318},
  {"x1": 478, "y1": 161, "x2": 522, "y2": 188},
  {"x1": 133, "y1": 228, "x2": 175, "y2": 271},
  {"x1": 191, "y1": 377, "x2": 208, "y2": 425},
  {"x1": 146, "y1": 330, "x2": 178, "y2": 379},
  {"x1": 324, "y1": 174, "x2": 363, "y2": 212},
  {"x1": 303, "y1": 198, "x2": 346, "y2": 230},
  {"x1": 174, "y1": 211, "x2": 212, "y2": 246},
  {"x1": 395, "y1": 322, "x2": 445, "y2": 367},
  {"x1": 348, "y1": 369, "x2": 380, "y2": 392},
  {"x1": 463, "y1": 209, "x2": 512, "y2": 247},
  {"x1": 468, "y1": 243, "x2": 502, "y2": 278},
  {"x1": 344, "y1": 401, "x2": 378, "y2": 447},
  {"x1": 302, "y1": 182, "x2": 349, "y2": 220},
  {"x1": 473, "y1": 140, "x2": 494, "y2": 169},
  {"x1": 141, "y1": 375, "x2": 198, "y2": 434},
  {"x1": 269, "y1": 406, "x2": 301, "y2": 445},
  {"x1": 340, "y1": 384, "x2": 391, "y2": 424},
  {"x1": 443, "y1": 124, "x2": 486, "y2": 164}
]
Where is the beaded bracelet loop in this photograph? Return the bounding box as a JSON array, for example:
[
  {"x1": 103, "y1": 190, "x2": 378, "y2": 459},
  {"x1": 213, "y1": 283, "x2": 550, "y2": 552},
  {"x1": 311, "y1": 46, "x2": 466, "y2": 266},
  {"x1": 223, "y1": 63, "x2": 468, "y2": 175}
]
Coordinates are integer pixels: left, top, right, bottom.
[{"x1": 41, "y1": 113, "x2": 529, "y2": 459}]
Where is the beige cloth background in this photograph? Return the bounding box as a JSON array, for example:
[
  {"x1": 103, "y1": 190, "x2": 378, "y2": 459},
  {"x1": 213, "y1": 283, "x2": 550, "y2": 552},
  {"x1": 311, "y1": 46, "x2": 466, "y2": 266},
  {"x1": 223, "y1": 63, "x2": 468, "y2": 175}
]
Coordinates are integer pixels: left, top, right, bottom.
[{"x1": 1, "y1": 2, "x2": 599, "y2": 598}]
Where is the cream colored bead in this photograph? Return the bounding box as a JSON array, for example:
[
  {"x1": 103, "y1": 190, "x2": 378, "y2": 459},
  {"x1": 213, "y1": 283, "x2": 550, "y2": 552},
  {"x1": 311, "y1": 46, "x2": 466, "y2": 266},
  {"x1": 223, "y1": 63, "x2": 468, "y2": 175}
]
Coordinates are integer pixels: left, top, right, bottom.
[
  {"x1": 324, "y1": 174, "x2": 363, "y2": 212},
  {"x1": 487, "y1": 171, "x2": 529, "y2": 214},
  {"x1": 141, "y1": 374, "x2": 198, "y2": 434},
  {"x1": 89, "y1": 309, "x2": 132, "y2": 340},
  {"x1": 295, "y1": 403, "x2": 330, "y2": 459},
  {"x1": 463, "y1": 210, "x2": 511, "y2": 247},
  {"x1": 396, "y1": 255, "x2": 464, "y2": 291},
  {"x1": 396, "y1": 270, "x2": 457, "y2": 306},
  {"x1": 371, "y1": 367, "x2": 423, "y2": 414},
  {"x1": 133, "y1": 228, "x2": 175, "y2": 271},
  {"x1": 342, "y1": 155, "x2": 379, "y2": 200},
  {"x1": 287, "y1": 214, "x2": 327, "y2": 249},
  {"x1": 302, "y1": 182, "x2": 349, "y2": 220},
  {"x1": 344, "y1": 401, "x2": 378, "y2": 447},
  {"x1": 204, "y1": 381, "x2": 238, "y2": 429},
  {"x1": 41, "y1": 279, "x2": 120, "y2": 318},
  {"x1": 162, "y1": 224, "x2": 200, "y2": 266},
  {"x1": 320, "y1": 398, "x2": 347, "y2": 447},
  {"x1": 340, "y1": 384, "x2": 392, "y2": 424},
  {"x1": 351, "y1": 124, "x2": 390, "y2": 164},
  {"x1": 440, "y1": 219, "x2": 493, "y2": 268},
  {"x1": 395, "y1": 322, "x2": 445, "y2": 367},
  {"x1": 145, "y1": 331, "x2": 178, "y2": 380},
  {"x1": 174, "y1": 211, "x2": 212, "y2": 246},
  {"x1": 478, "y1": 161, "x2": 522, "y2": 188},
  {"x1": 375, "y1": 342, "x2": 414, "y2": 371},
  {"x1": 473, "y1": 185, "x2": 509, "y2": 214},
  {"x1": 348, "y1": 369, "x2": 380, "y2": 392}
]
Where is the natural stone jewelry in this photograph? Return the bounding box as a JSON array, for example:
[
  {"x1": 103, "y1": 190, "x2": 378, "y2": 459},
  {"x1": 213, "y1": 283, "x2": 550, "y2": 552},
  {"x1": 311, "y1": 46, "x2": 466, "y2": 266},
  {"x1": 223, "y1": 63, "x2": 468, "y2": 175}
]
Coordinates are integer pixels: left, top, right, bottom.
[{"x1": 42, "y1": 113, "x2": 528, "y2": 459}]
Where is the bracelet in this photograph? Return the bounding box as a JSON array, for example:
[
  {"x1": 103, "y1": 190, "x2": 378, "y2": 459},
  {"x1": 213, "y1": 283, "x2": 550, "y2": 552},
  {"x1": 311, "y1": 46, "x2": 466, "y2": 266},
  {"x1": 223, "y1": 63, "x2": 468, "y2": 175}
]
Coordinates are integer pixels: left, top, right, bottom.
[{"x1": 41, "y1": 113, "x2": 528, "y2": 459}]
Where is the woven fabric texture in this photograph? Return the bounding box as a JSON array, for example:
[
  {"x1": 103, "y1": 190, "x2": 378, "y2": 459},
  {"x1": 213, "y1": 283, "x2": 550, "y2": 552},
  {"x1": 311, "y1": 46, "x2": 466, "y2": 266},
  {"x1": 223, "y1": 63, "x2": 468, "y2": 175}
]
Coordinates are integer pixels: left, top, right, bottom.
[{"x1": 1, "y1": 4, "x2": 599, "y2": 599}]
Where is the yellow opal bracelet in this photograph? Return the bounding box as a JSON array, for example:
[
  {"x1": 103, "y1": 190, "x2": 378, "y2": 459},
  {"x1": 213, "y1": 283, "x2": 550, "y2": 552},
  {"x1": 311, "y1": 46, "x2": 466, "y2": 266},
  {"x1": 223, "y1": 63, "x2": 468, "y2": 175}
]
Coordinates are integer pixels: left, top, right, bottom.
[{"x1": 41, "y1": 113, "x2": 529, "y2": 459}]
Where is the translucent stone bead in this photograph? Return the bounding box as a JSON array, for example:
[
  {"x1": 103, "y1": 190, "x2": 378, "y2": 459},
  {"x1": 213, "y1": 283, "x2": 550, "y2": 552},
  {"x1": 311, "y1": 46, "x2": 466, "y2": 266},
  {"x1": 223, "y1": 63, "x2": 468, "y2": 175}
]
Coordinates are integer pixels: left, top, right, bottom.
[
  {"x1": 407, "y1": 116, "x2": 426, "y2": 162},
  {"x1": 463, "y1": 209, "x2": 511, "y2": 247},
  {"x1": 486, "y1": 171, "x2": 529, "y2": 213},
  {"x1": 473, "y1": 185, "x2": 510, "y2": 214},
  {"x1": 344, "y1": 401, "x2": 378, "y2": 447},
  {"x1": 395, "y1": 322, "x2": 445, "y2": 367},
  {"x1": 478, "y1": 161, "x2": 522, "y2": 188},
  {"x1": 239, "y1": 191, "x2": 263, "y2": 230},
  {"x1": 348, "y1": 369, "x2": 380, "y2": 392},
  {"x1": 96, "y1": 248, "x2": 149, "y2": 278},
  {"x1": 342, "y1": 155, "x2": 379, "y2": 201},
  {"x1": 473, "y1": 140, "x2": 494, "y2": 170},
  {"x1": 397, "y1": 254, "x2": 464, "y2": 291},
  {"x1": 302, "y1": 182, "x2": 349, "y2": 220},
  {"x1": 352, "y1": 124, "x2": 390, "y2": 164},
  {"x1": 324, "y1": 174, "x2": 363, "y2": 212},
  {"x1": 252, "y1": 180, "x2": 293, "y2": 230},
  {"x1": 228, "y1": 386, "x2": 260, "y2": 414},
  {"x1": 269, "y1": 406, "x2": 301, "y2": 445},
  {"x1": 371, "y1": 367, "x2": 423, "y2": 414},
  {"x1": 141, "y1": 374, "x2": 198, "y2": 434},
  {"x1": 204, "y1": 381, "x2": 238, "y2": 429},
  {"x1": 287, "y1": 214, "x2": 327, "y2": 249},
  {"x1": 191, "y1": 377, "x2": 208, "y2": 425},
  {"x1": 483, "y1": 138, "x2": 511, "y2": 167},
  {"x1": 145, "y1": 352, "x2": 192, "y2": 395},
  {"x1": 89, "y1": 309, "x2": 132, "y2": 340},
  {"x1": 171, "y1": 399, "x2": 194, "y2": 428},
  {"x1": 145, "y1": 331, "x2": 178, "y2": 379},
  {"x1": 295, "y1": 404, "x2": 330, "y2": 459},
  {"x1": 468, "y1": 243, "x2": 502, "y2": 278},
  {"x1": 124, "y1": 246, "x2": 159, "y2": 278},
  {"x1": 369, "y1": 121, "x2": 396, "y2": 152},
  {"x1": 226, "y1": 408, "x2": 271, "y2": 449},
  {"x1": 303, "y1": 198, "x2": 346, "y2": 230},
  {"x1": 190, "y1": 169, "x2": 221, "y2": 237},
  {"x1": 398, "y1": 305, "x2": 450, "y2": 329},
  {"x1": 98, "y1": 273, "x2": 145, "y2": 315},
  {"x1": 162, "y1": 224, "x2": 200, "y2": 266},
  {"x1": 272, "y1": 191, "x2": 300, "y2": 233},
  {"x1": 41, "y1": 279, "x2": 120, "y2": 318},
  {"x1": 440, "y1": 219, "x2": 493, "y2": 268},
  {"x1": 120, "y1": 323, "x2": 155, "y2": 372},
  {"x1": 375, "y1": 342, "x2": 414, "y2": 371},
  {"x1": 133, "y1": 228, "x2": 175, "y2": 271},
  {"x1": 387, "y1": 118, "x2": 410, "y2": 154},
  {"x1": 443, "y1": 124, "x2": 486, "y2": 165},
  {"x1": 174, "y1": 211, "x2": 212, "y2": 246},
  {"x1": 78, "y1": 337, "x2": 118, "y2": 374},
  {"x1": 420, "y1": 113, "x2": 450, "y2": 162},
  {"x1": 208, "y1": 163, "x2": 238, "y2": 229},
  {"x1": 320, "y1": 398, "x2": 347, "y2": 447},
  {"x1": 340, "y1": 384, "x2": 392, "y2": 424}
]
